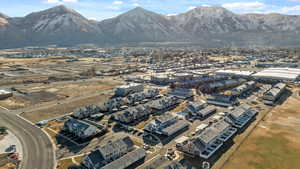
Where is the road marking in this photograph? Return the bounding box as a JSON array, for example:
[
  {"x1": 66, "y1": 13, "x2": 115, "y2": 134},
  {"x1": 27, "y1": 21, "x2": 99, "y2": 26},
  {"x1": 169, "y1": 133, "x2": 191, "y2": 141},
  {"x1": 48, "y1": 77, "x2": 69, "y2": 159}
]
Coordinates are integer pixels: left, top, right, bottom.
[
  {"x1": 0, "y1": 105, "x2": 9, "y2": 111},
  {"x1": 16, "y1": 115, "x2": 36, "y2": 126}
]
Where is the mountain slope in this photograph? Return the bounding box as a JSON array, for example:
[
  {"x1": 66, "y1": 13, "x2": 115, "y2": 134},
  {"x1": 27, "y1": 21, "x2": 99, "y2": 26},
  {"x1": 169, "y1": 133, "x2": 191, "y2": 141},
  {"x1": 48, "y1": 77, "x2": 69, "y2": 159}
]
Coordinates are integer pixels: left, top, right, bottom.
[
  {"x1": 169, "y1": 6, "x2": 300, "y2": 47},
  {"x1": 169, "y1": 6, "x2": 250, "y2": 35},
  {"x1": 98, "y1": 7, "x2": 190, "y2": 43},
  {"x1": 1, "y1": 5, "x2": 300, "y2": 48}
]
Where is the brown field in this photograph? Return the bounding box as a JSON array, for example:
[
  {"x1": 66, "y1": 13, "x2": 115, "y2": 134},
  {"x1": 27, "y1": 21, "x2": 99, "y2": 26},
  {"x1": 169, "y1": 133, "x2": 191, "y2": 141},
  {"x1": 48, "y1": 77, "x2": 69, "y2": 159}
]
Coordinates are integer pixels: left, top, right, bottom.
[
  {"x1": 222, "y1": 89, "x2": 300, "y2": 169},
  {"x1": 21, "y1": 92, "x2": 111, "y2": 123},
  {"x1": 0, "y1": 77, "x2": 122, "y2": 111}
]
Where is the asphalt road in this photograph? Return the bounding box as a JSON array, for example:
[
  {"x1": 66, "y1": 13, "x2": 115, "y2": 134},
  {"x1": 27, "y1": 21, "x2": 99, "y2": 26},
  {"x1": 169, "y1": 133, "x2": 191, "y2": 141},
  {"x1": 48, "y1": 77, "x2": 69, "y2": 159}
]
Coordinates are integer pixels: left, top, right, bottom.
[{"x1": 0, "y1": 108, "x2": 55, "y2": 169}]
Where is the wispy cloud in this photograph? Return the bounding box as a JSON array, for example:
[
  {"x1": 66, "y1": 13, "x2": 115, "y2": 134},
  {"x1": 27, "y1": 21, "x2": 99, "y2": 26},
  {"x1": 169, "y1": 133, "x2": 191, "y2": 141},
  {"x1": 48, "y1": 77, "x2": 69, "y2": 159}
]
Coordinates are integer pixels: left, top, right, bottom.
[
  {"x1": 279, "y1": 5, "x2": 300, "y2": 14},
  {"x1": 113, "y1": 1, "x2": 124, "y2": 5},
  {"x1": 46, "y1": 0, "x2": 60, "y2": 3},
  {"x1": 106, "y1": 6, "x2": 121, "y2": 10},
  {"x1": 132, "y1": 3, "x2": 140, "y2": 7},
  {"x1": 46, "y1": 0, "x2": 78, "y2": 4},
  {"x1": 222, "y1": 1, "x2": 267, "y2": 13}
]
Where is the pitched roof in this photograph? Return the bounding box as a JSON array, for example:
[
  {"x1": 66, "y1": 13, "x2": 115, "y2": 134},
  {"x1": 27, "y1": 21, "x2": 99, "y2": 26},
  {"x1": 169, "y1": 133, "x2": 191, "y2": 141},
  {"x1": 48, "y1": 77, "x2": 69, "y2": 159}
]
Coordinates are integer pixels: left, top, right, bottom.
[{"x1": 102, "y1": 148, "x2": 146, "y2": 169}]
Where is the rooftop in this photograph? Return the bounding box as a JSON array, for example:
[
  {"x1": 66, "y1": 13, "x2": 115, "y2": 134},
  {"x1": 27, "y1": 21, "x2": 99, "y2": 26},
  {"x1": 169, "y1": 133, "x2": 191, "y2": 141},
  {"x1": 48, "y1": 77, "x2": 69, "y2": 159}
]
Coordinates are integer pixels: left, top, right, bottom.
[
  {"x1": 253, "y1": 67, "x2": 300, "y2": 80},
  {"x1": 216, "y1": 70, "x2": 255, "y2": 76}
]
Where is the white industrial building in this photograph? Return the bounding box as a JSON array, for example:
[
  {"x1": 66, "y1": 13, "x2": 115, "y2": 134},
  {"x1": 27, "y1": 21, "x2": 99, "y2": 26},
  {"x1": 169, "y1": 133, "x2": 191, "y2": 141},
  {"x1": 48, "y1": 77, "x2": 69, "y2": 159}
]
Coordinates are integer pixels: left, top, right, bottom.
[
  {"x1": 215, "y1": 70, "x2": 255, "y2": 78},
  {"x1": 0, "y1": 89, "x2": 13, "y2": 100},
  {"x1": 252, "y1": 68, "x2": 300, "y2": 82}
]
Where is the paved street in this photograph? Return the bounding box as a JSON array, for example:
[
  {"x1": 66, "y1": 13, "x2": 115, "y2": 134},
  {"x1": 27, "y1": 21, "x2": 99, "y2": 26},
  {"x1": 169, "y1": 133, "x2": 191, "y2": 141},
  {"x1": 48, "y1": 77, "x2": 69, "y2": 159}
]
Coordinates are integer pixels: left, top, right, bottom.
[{"x1": 0, "y1": 108, "x2": 55, "y2": 169}]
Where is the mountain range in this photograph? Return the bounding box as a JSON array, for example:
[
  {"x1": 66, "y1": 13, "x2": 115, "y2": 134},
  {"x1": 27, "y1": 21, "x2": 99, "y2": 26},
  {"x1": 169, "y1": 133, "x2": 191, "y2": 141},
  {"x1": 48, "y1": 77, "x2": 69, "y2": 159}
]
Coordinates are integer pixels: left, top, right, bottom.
[{"x1": 1, "y1": 5, "x2": 300, "y2": 49}]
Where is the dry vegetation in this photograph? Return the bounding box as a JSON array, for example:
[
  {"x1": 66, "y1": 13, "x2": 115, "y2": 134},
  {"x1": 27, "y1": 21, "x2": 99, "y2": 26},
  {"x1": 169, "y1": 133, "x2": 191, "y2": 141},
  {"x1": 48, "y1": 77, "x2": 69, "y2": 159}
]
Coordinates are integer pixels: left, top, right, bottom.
[
  {"x1": 222, "y1": 89, "x2": 300, "y2": 169},
  {"x1": 21, "y1": 93, "x2": 111, "y2": 123}
]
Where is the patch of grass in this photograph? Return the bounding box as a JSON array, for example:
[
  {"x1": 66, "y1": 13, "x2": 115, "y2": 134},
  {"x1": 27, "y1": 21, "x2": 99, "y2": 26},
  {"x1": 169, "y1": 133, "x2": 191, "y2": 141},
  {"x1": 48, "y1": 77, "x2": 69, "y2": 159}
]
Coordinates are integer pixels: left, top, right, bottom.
[
  {"x1": 132, "y1": 139, "x2": 143, "y2": 147},
  {"x1": 57, "y1": 159, "x2": 74, "y2": 169},
  {"x1": 249, "y1": 133, "x2": 300, "y2": 169}
]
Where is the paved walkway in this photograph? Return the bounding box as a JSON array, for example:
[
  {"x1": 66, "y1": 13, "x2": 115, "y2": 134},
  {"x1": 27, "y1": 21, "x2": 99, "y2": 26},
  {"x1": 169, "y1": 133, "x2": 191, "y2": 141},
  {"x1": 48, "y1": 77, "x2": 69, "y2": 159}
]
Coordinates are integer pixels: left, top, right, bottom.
[{"x1": 0, "y1": 131, "x2": 23, "y2": 159}]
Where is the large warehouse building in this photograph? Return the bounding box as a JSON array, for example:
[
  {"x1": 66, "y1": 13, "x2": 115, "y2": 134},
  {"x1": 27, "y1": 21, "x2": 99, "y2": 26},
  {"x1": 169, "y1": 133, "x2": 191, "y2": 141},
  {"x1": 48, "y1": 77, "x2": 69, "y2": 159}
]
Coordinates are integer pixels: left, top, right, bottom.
[{"x1": 252, "y1": 68, "x2": 300, "y2": 82}]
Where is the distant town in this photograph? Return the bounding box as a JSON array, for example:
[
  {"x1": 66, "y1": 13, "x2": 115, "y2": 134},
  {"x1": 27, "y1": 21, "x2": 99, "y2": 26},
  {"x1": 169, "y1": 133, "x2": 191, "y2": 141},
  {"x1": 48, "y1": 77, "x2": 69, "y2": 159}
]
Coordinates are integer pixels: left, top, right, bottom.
[{"x1": 0, "y1": 45, "x2": 300, "y2": 169}]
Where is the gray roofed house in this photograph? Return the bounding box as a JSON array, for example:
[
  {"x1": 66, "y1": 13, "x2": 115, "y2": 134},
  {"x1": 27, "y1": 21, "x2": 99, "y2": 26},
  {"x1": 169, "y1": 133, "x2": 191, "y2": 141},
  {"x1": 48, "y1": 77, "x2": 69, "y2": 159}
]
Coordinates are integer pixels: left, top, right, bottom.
[
  {"x1": 177, "y1": 119, "x2": 236, "y2": 159},
  {"x1": 197, "y1": 106, "x2": 216, "y2": 119},
  {"x1": 206, "y1": 94, "x2": 239, "y2": 107},
  {"x1": 114, "y1": 83, "x2": 144, "y2": 97},
  {"x1": 183, "y1": 101, "x2": 207, "y2": 116},
  {"x1": 159, "y1": 161, "x2": 192, "y2": 169},
  {"x1": 226, "y1": 104, "x2": 257, "y2": 129},
  {"x1": 63, "y1": 118, "x2": 101, "y2": 139},
  {"x1": 167, "y1": 88, "x2": 194, "y2": 99},
  {"x1": 146, "y1": 96, "x2": 180, "y2": 111},
  {"x1": 83, "y1": 136, "x2": 137, "y2": 169},
  {"x1": 113, "y1": 105, "x2": 151, "y2": 123},
  {"x1": 72, "y1": 104, "x2": 101, "y2": 119},
  {"x1": 231, "y1": 81, "x2": 256, "y2": 96},
  {"x1": 144, "y1": 113, "x2": 189, "y2": 136},
  {"x1": 263, "y1": 83, "x2": 286, "y2": 104},
  {"x1": 103, "y1": 97, "x2": 128, "y2": 112},
  {"x1": 102, "y1": 148, "x2": 146, "y2": 169}
]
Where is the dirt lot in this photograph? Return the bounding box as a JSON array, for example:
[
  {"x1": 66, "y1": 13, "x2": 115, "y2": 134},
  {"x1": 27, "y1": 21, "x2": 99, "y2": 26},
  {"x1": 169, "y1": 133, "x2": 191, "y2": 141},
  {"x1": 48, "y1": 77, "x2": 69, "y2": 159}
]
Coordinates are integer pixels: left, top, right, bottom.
[
  {"x1": 222, "y1": 89, "x2": 300, "y2": 169},
  {"x1": 0, "y1": 78, "x2": 122, "y2": 111},
  {"x1": 21, "y1": 92, "x2": 112, "y2": 123}
]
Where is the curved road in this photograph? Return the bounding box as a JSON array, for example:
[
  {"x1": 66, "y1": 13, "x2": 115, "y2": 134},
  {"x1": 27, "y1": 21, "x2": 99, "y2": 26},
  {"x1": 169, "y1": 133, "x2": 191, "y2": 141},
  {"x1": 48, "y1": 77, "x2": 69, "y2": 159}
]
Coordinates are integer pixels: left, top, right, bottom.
[{"x1": 0, "y1": 108, "x2": 55, "y2": 169}]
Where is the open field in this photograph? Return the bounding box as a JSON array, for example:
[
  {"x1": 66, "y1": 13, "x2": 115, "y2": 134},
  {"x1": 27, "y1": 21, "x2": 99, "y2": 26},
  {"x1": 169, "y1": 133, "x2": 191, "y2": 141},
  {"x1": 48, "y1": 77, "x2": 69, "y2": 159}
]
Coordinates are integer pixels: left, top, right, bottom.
[
  {"x1": 21, "y1": 92, "x2": 112, "y2": 123},
  {"x1": 0, "y1": 78, "x2": 121, "y2": 110},
  {"x1": 222, "y1": 89, "x2": 300, "y2": 169}
]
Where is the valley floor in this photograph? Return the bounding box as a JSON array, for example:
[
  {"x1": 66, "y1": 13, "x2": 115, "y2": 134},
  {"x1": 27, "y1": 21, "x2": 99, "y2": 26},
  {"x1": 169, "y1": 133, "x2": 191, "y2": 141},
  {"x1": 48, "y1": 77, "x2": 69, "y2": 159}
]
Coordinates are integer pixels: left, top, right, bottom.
[{"x1": 221, "y1": 88, "x2": 300, "y2": 169}]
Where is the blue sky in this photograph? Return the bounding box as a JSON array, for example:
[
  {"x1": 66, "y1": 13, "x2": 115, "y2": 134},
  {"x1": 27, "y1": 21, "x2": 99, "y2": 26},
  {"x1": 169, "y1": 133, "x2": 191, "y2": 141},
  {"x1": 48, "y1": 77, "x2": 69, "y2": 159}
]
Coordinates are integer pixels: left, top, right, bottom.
[{"x1": 1, "y1": 0, "x2": 300, "y2": 20}]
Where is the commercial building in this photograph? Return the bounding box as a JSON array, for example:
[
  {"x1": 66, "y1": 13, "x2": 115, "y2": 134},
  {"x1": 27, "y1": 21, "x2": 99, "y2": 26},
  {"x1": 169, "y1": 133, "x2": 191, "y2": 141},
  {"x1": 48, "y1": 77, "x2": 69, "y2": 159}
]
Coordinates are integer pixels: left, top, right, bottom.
[
  {"x1": 199, "y1": 79, "x2": 246, "y2": 93},
  {"x1": 215, "y1": 70, "x2": 255, "y2": 79},
  {"x1": 144, "y1": 113, "x2": 189, "y2": 136},
  {"x1": 252, "y1": 68, "x2": 300, "y2": 82}
]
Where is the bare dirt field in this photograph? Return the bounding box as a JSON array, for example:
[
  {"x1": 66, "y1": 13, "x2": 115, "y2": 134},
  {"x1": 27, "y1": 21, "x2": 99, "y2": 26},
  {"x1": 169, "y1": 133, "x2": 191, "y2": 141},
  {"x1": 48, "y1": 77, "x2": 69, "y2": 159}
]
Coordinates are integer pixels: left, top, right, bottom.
[
  {"x1": 222, "y1": 89, "x2": 300, "y2": 169},
  {"x1": 21, "y1": 92, "x2": 112, "y2": 123},
  {"x1": 0, "y1": 78, "x2": 122, "y2": 110}
]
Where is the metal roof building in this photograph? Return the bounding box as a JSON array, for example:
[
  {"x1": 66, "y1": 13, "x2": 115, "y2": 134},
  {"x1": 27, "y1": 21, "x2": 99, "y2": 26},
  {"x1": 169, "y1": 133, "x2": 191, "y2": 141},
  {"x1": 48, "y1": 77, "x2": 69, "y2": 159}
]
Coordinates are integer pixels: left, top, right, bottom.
[
  {"x1": 252, "y1": 68, "x2": 300, "y2": 82},
  {"x1": 215, "y1": 70, "x2": 255, "y2": 78},
  {"x1": 0, "y1": 89, "x2": 13, "y2": 100}
]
